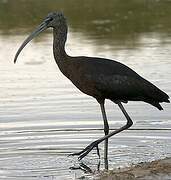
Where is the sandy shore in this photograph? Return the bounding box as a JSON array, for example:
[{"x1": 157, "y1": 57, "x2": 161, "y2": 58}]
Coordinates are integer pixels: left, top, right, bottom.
[{"x1": 98, "y1": 157, "x2": 171, "y2": 180}]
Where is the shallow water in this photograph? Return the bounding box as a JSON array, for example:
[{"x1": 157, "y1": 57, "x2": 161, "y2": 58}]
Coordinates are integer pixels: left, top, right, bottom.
[{"x1": 0, "y1": 1, "x2": 171, "y2": 179}]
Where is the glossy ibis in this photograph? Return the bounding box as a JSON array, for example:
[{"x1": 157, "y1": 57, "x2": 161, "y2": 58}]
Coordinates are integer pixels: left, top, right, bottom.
[{"x1": 14, "y1": 12, "x2": 170, "y2": 162}]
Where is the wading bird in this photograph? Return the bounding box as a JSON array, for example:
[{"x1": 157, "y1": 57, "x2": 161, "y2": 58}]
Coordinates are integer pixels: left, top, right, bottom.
[{"x1": 14, "y1": 12, "x2": 170, "y2": 162}]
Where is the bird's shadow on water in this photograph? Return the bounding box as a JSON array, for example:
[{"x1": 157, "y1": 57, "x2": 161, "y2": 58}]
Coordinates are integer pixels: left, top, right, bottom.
[
  {"x1": 70, "y1": 161, "x2": 95, "y2": 173},
  {"x1": 69, "y1": 157, "x2": 108, "y2": 175}
]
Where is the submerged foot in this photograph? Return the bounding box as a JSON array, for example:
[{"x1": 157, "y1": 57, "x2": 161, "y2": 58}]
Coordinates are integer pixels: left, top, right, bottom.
[{"x1": 69, "y1": 140, "x2": 100, "y2": 160}]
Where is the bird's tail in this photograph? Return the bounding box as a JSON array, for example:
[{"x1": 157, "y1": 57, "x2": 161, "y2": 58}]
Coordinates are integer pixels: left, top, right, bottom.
[
  {"x1": 145, "y1": 94, "x2": 169, "y2": 110},
  {"x1": 147, "y1": 101, "x2": 164, "y2": 110},
  {"x1": 154, "y1": 88, "x2": 170, "y2": 104},
  {"x1": 143, "y1": 79, "x2": 170, "y2": 110}
]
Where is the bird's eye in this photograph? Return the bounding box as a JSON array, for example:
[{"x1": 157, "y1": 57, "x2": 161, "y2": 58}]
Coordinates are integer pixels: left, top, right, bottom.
[
  {"x1": 45, "y1": 17, "x2": 53, "y2": 23},
  {"x1": 49, "y1": 17, "x2": 53, "y2": 21}
]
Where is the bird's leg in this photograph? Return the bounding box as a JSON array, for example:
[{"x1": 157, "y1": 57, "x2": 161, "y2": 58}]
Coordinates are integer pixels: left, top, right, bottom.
[
  {"x1": 70, "y1": 102, "x2": 133, "y2": 161},
  {"x1": 100, "y1": 102, "x2": 109, "y2": 168}
]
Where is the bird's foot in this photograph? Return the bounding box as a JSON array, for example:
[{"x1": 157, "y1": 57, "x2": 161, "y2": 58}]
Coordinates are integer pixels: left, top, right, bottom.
[{"x1": 69, "y1": 140, "x2": 100, "y2": 160}]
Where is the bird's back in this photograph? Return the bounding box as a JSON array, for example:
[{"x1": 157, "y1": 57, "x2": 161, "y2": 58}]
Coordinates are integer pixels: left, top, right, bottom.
[{"x1": 64, "y1": 56, "x2": 170, "y2": 110}]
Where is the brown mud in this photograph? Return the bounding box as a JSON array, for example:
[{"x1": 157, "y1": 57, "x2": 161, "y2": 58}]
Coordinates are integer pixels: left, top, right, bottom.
[{"x1": 98, "y1": 157, "x2": 171, "y2": 180}]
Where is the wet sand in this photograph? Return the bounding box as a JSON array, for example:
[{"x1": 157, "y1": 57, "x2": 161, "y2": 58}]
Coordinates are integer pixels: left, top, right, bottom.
[{"x1": 98, "y1": 157, "x2": 171, "y2": 180}]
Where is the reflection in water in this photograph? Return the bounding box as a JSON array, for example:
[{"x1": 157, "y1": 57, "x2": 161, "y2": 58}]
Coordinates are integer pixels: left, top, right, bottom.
[
  {"x1": 70, "y1": 161, "x2": 94, "y2": 173},
  {"x1": 0, "y1": 0, "x2": 171, "y2": 179},
  {"x1": 0, "y1": 0, "x2": 171, "y2": 47}
]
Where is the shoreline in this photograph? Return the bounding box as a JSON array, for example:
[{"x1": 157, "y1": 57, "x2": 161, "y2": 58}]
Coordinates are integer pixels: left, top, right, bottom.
[{"x1": 98, "y1": 157, "x2": 171, "y2": 180}]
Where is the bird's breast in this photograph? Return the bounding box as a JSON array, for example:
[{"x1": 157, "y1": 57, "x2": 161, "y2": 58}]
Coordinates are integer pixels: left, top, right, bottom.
[{"x1": 68, "y1": 71, "x2": 103, "y2": 99}]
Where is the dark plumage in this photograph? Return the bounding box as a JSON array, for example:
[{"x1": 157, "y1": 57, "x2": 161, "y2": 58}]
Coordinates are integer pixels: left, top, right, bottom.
[
  {"x1": 14, "y1": 12, "x2": 170, "y2": 166},
  {"x1": 57, "y1": 56, "x2": 169, "y2": 110}
]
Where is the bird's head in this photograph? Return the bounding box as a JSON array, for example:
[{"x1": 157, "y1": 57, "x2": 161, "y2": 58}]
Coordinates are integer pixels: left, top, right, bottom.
[
  {"x1": 14, "y1": 12, "x2": 66, "y2": 63},
  {"x1": 46, "y1": 12, "x2": 66, "y2": 29}
]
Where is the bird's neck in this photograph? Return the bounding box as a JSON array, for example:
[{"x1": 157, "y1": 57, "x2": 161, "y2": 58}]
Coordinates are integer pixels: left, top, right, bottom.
[
  {"x1": 53, "y1": 27, "x2": 68, "y2": 64},
  {"x1": 53, "y1": 26, "x2": 72, "y2": 78}
]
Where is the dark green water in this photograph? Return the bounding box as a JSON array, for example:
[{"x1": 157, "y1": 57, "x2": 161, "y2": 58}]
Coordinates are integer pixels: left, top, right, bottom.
[{"x1": 0, "y1": 0, "x2": 171, "y2": 38}]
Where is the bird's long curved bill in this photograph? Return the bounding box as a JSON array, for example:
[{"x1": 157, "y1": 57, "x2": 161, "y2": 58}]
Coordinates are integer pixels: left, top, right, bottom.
[{"x1": 14, "y1": 21, "x2": 48, "y2": 63}]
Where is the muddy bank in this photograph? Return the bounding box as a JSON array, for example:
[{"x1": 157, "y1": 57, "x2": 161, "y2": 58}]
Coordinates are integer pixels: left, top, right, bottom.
[{"x1": 98, "y1": 157, "x2": 171, "y2": 180}]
